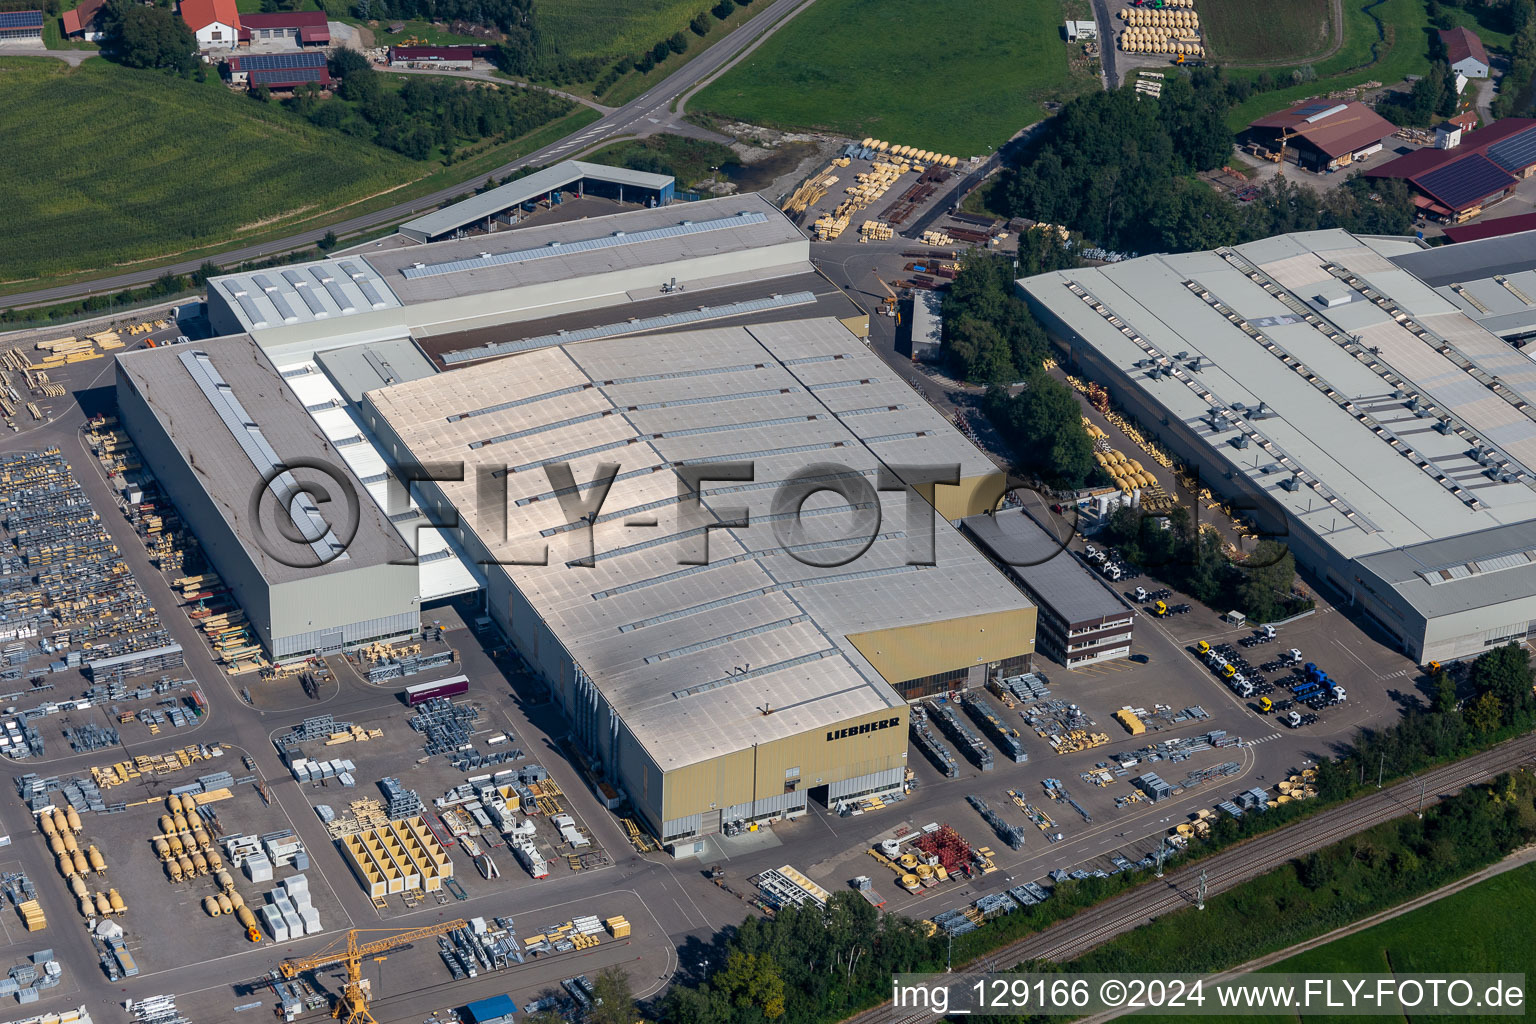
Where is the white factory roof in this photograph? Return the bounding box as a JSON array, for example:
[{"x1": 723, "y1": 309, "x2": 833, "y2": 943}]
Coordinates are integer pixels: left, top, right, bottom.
[
  {"x1": 399, "y1": 159, "x2": 674, "y2": 241},
  {"x1": 369, "y1": 193, "x2": 803, "y2": 306},
  {"x1": 209, "y1": 258, "x2": 402, "y2": 331},
  {"x1": 278, "y1": 345, "x2": 481, "y2": 602},
  {"x1": 1020, "y1": 229, "x2": 1536, "y2": 569},
  {"x1": 364, "y1": 317, "x2": 1030, "y2": 769}
]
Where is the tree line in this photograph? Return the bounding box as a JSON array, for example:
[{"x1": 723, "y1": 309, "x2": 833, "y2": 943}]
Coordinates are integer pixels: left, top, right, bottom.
[
  {"x1": 488, "y1": 0, "x2": 752, "y2": 91},
  {"x1": 1098, "y1": 507, "x2": 1310, "y2": 622},
  {"x1": 291, "y1": 49, "x2": 572, "y2": 160},
  {"x1": 937, "y1": 252, "x2": 1097, "y2": 489},
  {"x1": 1001, "y1": 68, "x2": 1416, "y2": 254}
]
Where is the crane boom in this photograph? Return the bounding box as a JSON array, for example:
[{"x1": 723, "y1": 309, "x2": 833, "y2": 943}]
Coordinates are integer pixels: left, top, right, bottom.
[{"x1": 279, "y1": 919, "x2": 467, "y2": 1024}]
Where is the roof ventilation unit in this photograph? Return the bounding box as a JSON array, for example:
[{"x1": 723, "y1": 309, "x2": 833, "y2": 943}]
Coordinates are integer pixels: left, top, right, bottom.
[
  {"x1": 1278, "y1": 475, "x2": 1300, "y2": 492},
  {"x1": 1230, "y1": 434, "x2": 1250, "y2": 450}
]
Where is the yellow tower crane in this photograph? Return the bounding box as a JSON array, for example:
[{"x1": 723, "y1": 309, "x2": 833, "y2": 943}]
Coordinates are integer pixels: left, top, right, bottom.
[
  {"x1": 1272, "y1": 113, "x2": 1361, "y2": 169},
  {"x1": 280, "y1": 919, "x2": 468, "y2": 1024}
]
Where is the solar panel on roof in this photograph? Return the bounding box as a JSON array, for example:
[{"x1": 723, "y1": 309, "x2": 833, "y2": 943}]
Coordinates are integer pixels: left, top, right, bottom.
[
  {"x1": 235, "y1": 50, "x2": 326, "y2": 71},
  {"x1": 1486, "y1": 126, "x2": 1536, "y2": 174},
  {"x1": 250, "y1": 67, "x2": 327, "y2": 86},
  {"x1": 1415, "y1": 154, "x2": 1516, "y2": 210},
  {"x1": 1292, "y1": 103, "x2": 1333, "y2": 117},
  {"x1": 0, "y1": 11, "x2": 43, "y2": 26}
]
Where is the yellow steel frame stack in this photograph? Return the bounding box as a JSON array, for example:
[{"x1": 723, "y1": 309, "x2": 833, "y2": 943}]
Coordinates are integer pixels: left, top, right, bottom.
[{"x1": 339, "y1": 816, "x2": 452, "y2": 897}]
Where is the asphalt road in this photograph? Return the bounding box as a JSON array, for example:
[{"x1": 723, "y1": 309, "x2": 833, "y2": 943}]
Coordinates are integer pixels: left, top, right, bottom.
[
  {"x1": 1, "y1": 0, "x2": 818, "y2": 310},
  {"x1": 844, "y1": 728, "x2": 1536, "y2": 1024}
]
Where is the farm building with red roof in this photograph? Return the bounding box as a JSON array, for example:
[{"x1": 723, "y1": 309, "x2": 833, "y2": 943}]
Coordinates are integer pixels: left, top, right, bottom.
[
  {"x1": 225, "y1": 50, "x2": 331, "y2": 90},
  {"x1": 1366, "y1": 118, "x2": 1536, "y2": 222},
  {"x1": 178, "y1": 0, "x2": 240, "y2": 49},
  {"x1": 1246, "y1": 100, "x2": 1397, "y2": 172},
  {"x1": 238, "y1": 10, "x2": 329, "y2": 46},
  {"x1": 1440, "y1": 26, "x2": 1490, "y2": 78},
  {"x1": 61, "y1": 0, "x2": 107, "y2": 40}
]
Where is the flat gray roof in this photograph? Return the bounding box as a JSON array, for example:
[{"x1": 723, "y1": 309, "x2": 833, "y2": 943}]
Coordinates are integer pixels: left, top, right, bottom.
[
  {"x1": 209, "y1": 258, "x2": 402, "y2": 331},
  {"x1": 1391, "y1": 231, "x2": 1536, "y2": 339},
  {"x1": 960, "y1": 509, "x2": 1131, "y2": 626},
  {"x1": 365, "y1": 317, "x2": 1029, "y2": 769},
  {"x1": 314, "y1": 337, "x2": 438, "y2": 403},
  {"x1": 1355, "y1": 519, "x2": 1536, "y2": 617},
  {"x1": 117, "y1": 335, "x2": 414, "y2": 585},
  {"x1": 1391, "y1": 230, "x2": 1536, "y2": 287},
  {"x1": 414, "y1": 271, "x2": 864, "y2": 369},
  {"x1": 399, "y1": 160, "x2": 674, "y2": 241},
  {"x1": 370, "y1": 193, "x2": 804, "y2": 306},
  {"x1": 1020, "y1": 230, "x2": 1536, "y2": 571}
]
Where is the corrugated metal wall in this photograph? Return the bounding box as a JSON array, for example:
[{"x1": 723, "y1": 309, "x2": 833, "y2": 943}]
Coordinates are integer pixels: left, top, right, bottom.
[
  {"x1": 846, "y1": 607, "x2": 1036, "y2": 685},
  {"x1": 269, "y1": 566, "x2": 419, "y2": 658}
]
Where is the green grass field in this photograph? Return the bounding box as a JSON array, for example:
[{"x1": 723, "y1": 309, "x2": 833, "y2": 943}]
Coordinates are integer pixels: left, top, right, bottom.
[
  {"x1": 1441, "y1": 5, "x2": 1514, "y2": 53},
  {"x1": 585, "y1": 134, "x2": 737, "y2": 186},
  {"x1": 691, "y1": 0, "x2": 1095, "y2": 154},
  {"x1": 0, "y1": 58, "x2": 417, "y2": 283},
  {"x1": 1200, "y1": 0, "x2": 1334, "y2": 64},
  {"x1": 539, "y1": 0, "x2": 710, "y2": 60},
  {"x1": 1177, "y1": 862, "x2": 1536, "y2": 1024},
  {"x1": 1224, "y1": 0, "x2": 1433, "y2": 131}
]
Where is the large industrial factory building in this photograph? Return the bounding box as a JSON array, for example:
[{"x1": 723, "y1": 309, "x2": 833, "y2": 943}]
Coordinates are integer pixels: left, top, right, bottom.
[
  {"x1": 360, "y1": 317, "x2": 1036, "y2": 847},
  {"x1": 115, "y1": 336, "x2": 420, "y2": 659},
  {"x1": 1021, "y1": 229, "x2": 1536, "y2": 664},
  {"x1": 113, "y1": 190, "x2": 1043, "y2": 849}
]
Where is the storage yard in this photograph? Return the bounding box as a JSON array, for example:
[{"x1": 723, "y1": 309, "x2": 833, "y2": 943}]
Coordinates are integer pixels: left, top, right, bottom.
[{"x1": 1116, "y1": 3, "x2": 1206, "y2": 61}]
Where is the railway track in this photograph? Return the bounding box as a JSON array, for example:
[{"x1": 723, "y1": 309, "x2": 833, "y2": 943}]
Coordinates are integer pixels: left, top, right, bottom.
[{"x1": 846, "y1": 732, "x2": 1536, "y2": 1024}]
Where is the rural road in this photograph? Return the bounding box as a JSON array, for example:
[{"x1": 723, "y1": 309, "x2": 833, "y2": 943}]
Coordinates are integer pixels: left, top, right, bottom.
[
  {"x1": 839, "y1": 730, "x2": 1536, "y2": 1024},
  {"x1": 1, "y1": 0, "x2": 822, "y2": 309}
]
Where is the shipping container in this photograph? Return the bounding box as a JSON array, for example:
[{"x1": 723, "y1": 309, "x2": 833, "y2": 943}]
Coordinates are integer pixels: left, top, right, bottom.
[{"x1": 404, "y1": 675, "x2": 470, "y2": 706}]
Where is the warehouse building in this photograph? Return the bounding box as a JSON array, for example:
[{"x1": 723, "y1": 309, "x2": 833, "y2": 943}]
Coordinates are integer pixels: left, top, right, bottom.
[
  {"x1": 115, "y1": 335, "x2": 420, "y2": 660},
  {"x1": 961, "y1": 509, "x2": 1135, "y2": 666},
  {"x1": 1021, "y1": 229, "x2": 1536, "y2": 664},
  {"x1": 397, "y1": 160, "x2": 676, "y2": 243},
  {"x1": 204, "y1": 193, "x2": 802, "y2": 363},
  {"x1": 1246, "y1": 101, "x2": 1396, "y2": 172},
  {"x1": 1441, "y1": 212, "x2": 1536, "y2": 244},
  {"x1": 1441, "y1": 25, "x2": 1490, "y2": 79},
  {"x1": 360, "y1": 317, "x2": 1035, "y2": 847},
  {"x1": 387, "y1": 45, "x2": 494, "y2": 69}
]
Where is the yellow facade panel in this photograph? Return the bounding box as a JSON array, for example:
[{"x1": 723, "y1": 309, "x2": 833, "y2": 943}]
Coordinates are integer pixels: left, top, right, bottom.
[
  {"x1": 846, "y1": 607, "x2": 1036, "y2": 685},
  {"x1": 660, "y1": 705, "x2": 909, "y2": 821},
  {"x1": 916, "y1": 473, "x2": 1010, "y2": 520}
]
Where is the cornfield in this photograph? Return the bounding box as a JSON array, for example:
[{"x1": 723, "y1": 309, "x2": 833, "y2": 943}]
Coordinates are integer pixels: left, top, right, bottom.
[
  {"x1": 537, "y1": 0, "x2": 710, "y2": 60},
  {"x1": 0, "y1": 59, "x2": 414, "y2": 282}
]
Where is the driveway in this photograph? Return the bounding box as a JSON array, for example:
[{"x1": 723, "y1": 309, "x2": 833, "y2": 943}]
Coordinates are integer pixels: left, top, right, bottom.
[{"x1": 0, "y1": 42, "x2": 96, "y2": 65}]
